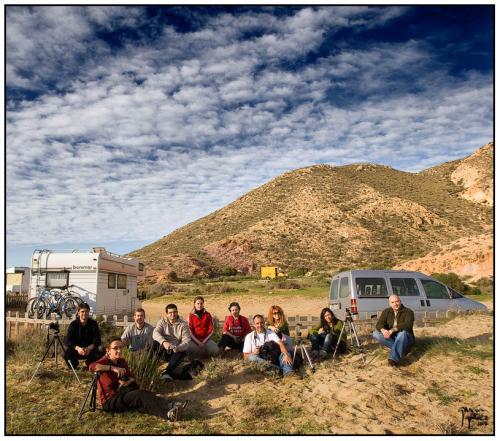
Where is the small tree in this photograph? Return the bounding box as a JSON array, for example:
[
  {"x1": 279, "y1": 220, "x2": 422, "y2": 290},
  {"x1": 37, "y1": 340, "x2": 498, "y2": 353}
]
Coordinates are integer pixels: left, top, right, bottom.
[
  {"x1": 221, "y1": 267, "x2": 238, "y2": 276},
  {"x1": 167, "y1": 271, "x2": 178, "y2": 282}
]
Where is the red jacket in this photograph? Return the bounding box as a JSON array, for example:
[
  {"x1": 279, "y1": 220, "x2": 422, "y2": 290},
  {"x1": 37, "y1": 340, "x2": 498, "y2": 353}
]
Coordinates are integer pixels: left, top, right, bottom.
[
  {"x1": 89, "y1": 356, "x2": 132, "y2": 406},
  {"x1": 188, "y1": 309, "x2": 214, "y2": 344},
  {"x1": 222, "y1": 315, "x2": 251, "y2": 338}
]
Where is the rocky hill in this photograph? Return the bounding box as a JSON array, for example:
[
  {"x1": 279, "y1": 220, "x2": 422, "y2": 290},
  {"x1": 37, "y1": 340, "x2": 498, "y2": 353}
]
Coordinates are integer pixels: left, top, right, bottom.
[{"x1": 130, "y1": 143, "x2": 493, "y2": 283}]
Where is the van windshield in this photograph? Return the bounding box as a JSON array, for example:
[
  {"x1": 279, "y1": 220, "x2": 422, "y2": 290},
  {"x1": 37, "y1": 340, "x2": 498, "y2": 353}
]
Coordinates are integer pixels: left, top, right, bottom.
[{"x1": 356, "y1": 278, "x2": 388, "y2": 297}]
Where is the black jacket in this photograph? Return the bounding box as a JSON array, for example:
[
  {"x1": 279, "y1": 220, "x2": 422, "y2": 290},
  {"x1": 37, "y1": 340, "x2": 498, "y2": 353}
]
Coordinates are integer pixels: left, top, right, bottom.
[
  {"x1": 376, "y1": 304, "x2": 414, "y2": 337},
  {"x1": 64, "y1": 318, "x2": 101, "y2": 349}
]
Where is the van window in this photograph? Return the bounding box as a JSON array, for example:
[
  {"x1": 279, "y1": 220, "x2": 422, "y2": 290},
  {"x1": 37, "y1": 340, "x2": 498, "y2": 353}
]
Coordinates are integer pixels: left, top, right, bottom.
[
  {"x1": 330, "y1": 279, "x2": 339, "y2": 300},
  {"x1": 356, "y1": 278, "x2": 388, "y2": 297},
  {"x1": 390, "y1": 278, "x2": 419, "y2": 296},
  {"x1": 339, "y1": 277, "x2": 350, "y2": 298},
  {"x1": 450, "y1": 288, "x2": 464, "y2": 299},
  {"x1": 420, "y1": 280, "x2": 450, "y2": 299},
  {"x1": 108, "y1": 273, "x2": 116, "y2": 289}
]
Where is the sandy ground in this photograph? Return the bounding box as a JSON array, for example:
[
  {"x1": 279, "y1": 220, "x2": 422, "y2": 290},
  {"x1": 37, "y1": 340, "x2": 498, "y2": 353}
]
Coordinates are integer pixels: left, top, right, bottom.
[
  {"x1": 142, "y1": 293, "x2": 329, "y2": 324},
  {"x1": 142, "y1": 295, "x2": 492, "y2": 325},
  {"x1": 143, "y1": 296, "x2": 493, "y2": 434},
  {"x1": 158, "y1": 313, "x2": 493, "y2": 434}
]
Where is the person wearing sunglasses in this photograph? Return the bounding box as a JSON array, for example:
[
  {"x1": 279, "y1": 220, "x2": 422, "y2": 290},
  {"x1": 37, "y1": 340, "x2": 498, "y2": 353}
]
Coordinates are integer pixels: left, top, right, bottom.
[{"x1": 89, "y1": 336, "x2": 188, "y2": 421}]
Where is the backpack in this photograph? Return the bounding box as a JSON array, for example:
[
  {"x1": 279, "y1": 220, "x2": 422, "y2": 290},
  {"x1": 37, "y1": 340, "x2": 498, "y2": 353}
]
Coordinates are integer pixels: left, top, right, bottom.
[
  {"x1": 259, "y1": 341, "x2": 281, "y2": 366},
  {"x1": 170, "y1": 359, "x2": 204, "y2": 380}
]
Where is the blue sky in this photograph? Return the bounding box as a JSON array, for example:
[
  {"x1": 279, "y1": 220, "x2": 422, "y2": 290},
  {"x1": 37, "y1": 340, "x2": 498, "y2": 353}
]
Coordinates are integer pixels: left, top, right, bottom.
[{"x1": 6, "y1": 5, "x2": 493, "y2": 267}]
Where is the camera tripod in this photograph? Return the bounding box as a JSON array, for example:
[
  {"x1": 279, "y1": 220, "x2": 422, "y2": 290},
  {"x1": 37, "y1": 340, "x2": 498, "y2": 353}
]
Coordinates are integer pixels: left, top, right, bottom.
[
  {"x1": 292, "y1": 325, "x2": 316, "y2": 373},
  {"x1": 28, "y1": 325, "x2": 81, "y2": 385},
  {"x1": 78, "y1": 371, "x2": 109, "y2": 420},
  {"x1": 332, "y1": 309, "x2": 366, "y2": 364}
]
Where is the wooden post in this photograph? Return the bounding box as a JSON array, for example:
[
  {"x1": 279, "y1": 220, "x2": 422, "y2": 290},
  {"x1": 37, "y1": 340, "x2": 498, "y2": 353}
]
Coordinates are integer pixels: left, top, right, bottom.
[
  {"x1": 15, "y1": 312, "x2": 20, "y2": 338},
  {"x1": 6, "y1": 311, "x2": 11, "y2": 340}
]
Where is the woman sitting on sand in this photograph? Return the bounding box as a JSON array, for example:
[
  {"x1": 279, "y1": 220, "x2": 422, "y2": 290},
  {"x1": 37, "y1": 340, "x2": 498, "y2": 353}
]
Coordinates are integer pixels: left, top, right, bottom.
[
  {"x1": 187, "y1": 296, "x2": 219, "y2": 358},
  {"x1": 309, "y1": 307, "x2": 346, "y2": 358},
  {"x1": 267, "y1": 305, "x2": 293, "y2": 352}
]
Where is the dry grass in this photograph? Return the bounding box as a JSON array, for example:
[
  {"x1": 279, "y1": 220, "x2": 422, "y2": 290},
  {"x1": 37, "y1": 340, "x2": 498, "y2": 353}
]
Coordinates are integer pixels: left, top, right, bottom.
[{"x1": 6, "y1": 314, "x2": 494, "y2": 435}]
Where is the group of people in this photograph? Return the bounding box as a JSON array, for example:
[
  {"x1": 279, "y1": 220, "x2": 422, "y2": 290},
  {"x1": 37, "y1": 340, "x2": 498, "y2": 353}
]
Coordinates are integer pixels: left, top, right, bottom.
[{"x1": 63, "y1": 294, "x2": 415, "y2": 420}]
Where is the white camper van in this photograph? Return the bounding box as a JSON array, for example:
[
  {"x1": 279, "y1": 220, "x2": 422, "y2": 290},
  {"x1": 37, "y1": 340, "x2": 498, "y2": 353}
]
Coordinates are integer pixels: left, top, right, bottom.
[
  {"x1": 30, "y1": 248, "x2": 144, "y2": 316},
  {"x1": 329, "y1": 269, "x2": 487, "y2": 321}
]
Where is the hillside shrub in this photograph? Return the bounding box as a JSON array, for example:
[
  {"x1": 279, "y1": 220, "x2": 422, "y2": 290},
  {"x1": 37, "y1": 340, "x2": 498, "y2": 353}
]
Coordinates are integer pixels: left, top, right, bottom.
[
  {"x1": 270, "y1": 280, "x2": 301, "y2": 290},
  {"x1": 205, "y1": 284, "x2": 237, "y2": 295},
  {"x1": 470, "y1": 277, "x2": 493, "y2": 296},
  {"x1": 288, "y1": 268, "x2": 309, "y2": 277},
  {"x1": 167, "y1": 271, "x2": 178, "y2": 282},
  {"x1": 221, "y1": 267, "x2": 238, "y2": 276},
  {"x1": 431, "y1": 273, "x2": 467, "y2": 293}
]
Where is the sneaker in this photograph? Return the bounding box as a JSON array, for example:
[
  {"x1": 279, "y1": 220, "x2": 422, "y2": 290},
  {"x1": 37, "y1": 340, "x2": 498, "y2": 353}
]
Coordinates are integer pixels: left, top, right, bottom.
[
  {"x1": 311, "y1": 350, "x2": 319, "y2": 359},
  {"x1": 167, "y1": 404, "x2": 183, "y2": 422},
  {"x1": 319, "y1": 350, "x2": 328, "y2": 359},
  {"x1": 173, "y1": 400, "x2": 190, "y2": 409},
  {"x1": 160, "y1": 372, "x2": 174, "y2": 381},
  {"x1": 388, "y1": 359, "x2": 398, "y2": 367}
]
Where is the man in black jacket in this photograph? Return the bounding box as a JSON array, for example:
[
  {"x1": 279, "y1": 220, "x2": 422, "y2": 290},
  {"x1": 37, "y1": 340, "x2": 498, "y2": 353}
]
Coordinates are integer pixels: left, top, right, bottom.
[
  {"x1": 64, "y1": 302, "x2": 103, "y2": 369},
  {"x1": 373, "y1": 295, "x2": 415, "y2": 366}
]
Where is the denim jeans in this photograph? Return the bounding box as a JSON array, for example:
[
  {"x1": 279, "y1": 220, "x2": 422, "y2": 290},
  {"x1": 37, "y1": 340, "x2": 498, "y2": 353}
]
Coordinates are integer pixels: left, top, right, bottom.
[
  {"x1": 372, "y1": 330, "x2": 415, "y2": 362},
  {"x1": 309, "y1": 333, "x2": 346, "y2": 354},
  {"x1": 247, "y1": 352, "x2": 294, "y2": 375}
]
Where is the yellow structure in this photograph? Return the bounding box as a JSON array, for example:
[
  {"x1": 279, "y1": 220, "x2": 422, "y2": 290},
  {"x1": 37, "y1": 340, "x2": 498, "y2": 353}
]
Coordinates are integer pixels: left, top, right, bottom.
[{"x1": 261, "y1": 267, "x2": 279, "y2": 279}]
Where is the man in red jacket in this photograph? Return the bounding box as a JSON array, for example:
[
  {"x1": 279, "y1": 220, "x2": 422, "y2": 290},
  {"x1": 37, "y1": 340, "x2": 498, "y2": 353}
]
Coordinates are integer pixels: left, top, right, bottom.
[
  {"x1": 187, "y1": 296, "x2": 219, "y2": 358},
  {"x1": 218, "y1": 302, "x2": 252, "y2": 354}
]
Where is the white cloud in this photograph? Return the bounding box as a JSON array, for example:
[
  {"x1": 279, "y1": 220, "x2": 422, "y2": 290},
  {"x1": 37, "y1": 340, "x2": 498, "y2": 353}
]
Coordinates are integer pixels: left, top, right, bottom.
[{"x1": 6, "y1": 6, "x2": 493, "y2": 249}]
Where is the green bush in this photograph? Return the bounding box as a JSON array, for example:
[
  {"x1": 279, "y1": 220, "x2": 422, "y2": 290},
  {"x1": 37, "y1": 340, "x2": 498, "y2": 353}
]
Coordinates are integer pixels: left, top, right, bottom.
[
  {"x1": 221, "y1": 267, "x2": 238, "y2": 276},
  {"x1": 470, "y1": 277, "x2": 493, "y2": 296},
  {"x1": 167, "y1": 271, "x2": 178, "y2": 282},
  {"x1": 270, "y1": 280, "x2": 301, "y2": 290},
  {"x1": 431, "y1": 272, "x2": 467, "y2": 293},
  {"x1": 205, "y1": 284, "x2": 236, "y2": 295},
  {"x1": 288, "y1": 268, "x2": 309, "y2": 277}
]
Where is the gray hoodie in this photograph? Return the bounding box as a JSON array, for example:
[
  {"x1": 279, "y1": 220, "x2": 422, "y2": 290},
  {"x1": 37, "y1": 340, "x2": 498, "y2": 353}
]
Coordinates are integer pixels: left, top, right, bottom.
[{"x1": 153, "y1": 316, "x2": 191, "y2": 352}]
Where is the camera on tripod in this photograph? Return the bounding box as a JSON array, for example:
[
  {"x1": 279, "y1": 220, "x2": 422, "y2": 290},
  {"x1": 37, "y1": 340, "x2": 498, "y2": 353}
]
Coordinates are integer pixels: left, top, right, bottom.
[
  {"x1": 48, "y1": 321, "x2": 60, "y2": 333},
  {"x1": 295, "y1": 323, "x2": 302, "y2": 339}
]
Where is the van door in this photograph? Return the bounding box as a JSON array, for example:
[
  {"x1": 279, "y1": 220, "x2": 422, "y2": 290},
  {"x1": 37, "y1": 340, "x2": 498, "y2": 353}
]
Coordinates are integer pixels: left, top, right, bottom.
[
  {"x1": 329, "y1": 278, "x2": 340, "y2": 312},
  {"x1": 389, "y1": 277, "x2": 427, "y2": 320},
  {"x1": 417, "y1": 279, "x2": 452, "y2": 313},
  {"x1": 337, "y1": 276, "x2": 351, "y2": 320}
]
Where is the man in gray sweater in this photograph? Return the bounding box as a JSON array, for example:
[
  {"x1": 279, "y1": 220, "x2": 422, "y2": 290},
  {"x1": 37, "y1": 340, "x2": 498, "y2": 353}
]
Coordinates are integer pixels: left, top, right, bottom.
[
  {"x1": 153, "y1": 303, "x2": 192, "y2": 381},
  {"x1": 121, "y1": 308, "x2": 154, "y2": 352}
]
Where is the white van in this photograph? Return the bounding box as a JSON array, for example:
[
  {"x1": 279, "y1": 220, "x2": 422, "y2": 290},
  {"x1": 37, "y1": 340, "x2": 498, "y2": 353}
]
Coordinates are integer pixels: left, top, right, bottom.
[{"x1": 329, "y1": 270, "x2": 487, "y2": 321}]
